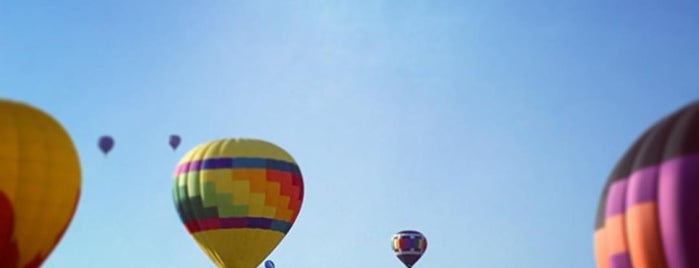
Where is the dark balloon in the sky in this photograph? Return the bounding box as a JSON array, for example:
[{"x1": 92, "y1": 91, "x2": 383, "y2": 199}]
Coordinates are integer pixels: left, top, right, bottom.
[
  {"x1": 264, "y1": 260, "x2": 275, "y2": 268},
  {"x1": 169, "y1": 135, "x2": 181, "y2": 151},
  {"x1": 98, "y1": 136, "x2": 114, "y2": 155},
  {"x1": 392, "y1": 230, "x2": 427, "y2": 268}
]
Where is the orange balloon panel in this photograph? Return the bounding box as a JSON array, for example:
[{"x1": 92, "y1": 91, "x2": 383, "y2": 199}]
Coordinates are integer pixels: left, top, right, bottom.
[{"x1": 0, "y1": 99, "x2": 81, "y2": 268}]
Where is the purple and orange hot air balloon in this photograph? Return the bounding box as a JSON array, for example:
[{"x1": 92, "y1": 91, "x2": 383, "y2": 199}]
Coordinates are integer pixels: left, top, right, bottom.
[
  {"x1": 392, "y1": 230, "x2": 427, "y2": 268},
  {"x1": 594, "y1": 101, "x2": 699, "y2": 268}
]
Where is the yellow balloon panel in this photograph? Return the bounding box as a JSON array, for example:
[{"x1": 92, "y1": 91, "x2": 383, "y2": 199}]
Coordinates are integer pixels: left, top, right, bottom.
[
  {"x1": 176, "y1": 139, "x2": 296, "y2": 165},
  {"x1": 0, "y1": 100, "x2": 81, "y2": 268},
  {"x1": 193, "y1": 229, "x2": 285, "y2": 268}
]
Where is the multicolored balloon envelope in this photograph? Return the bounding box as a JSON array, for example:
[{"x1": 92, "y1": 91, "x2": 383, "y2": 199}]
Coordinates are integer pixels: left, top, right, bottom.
[
  {"x1": 173, "y1": 138, "x2": 304, "y2": 268},
  {"x1": 392, "y1": 230, "x2": 427, "y2": 267},
  {"x1": 0, "y1": 99, "x2": 81, "y2": 268},
  {"x1": 594, "y1": 101, "x2": 699, "y2": 268}
]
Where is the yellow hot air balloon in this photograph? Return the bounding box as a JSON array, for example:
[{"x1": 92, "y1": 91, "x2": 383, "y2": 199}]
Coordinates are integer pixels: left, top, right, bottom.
[
  {"x1": 0, "y1": 99, "x2": 81, "y2": 268},
  {"x1": 173, "y1": 138, "x2": 304, "y2": 268}
]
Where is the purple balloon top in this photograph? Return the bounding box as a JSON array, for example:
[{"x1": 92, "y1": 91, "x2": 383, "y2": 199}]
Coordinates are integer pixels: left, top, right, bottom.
[{"x1": 98, "y1": 136, "x2": 114, "y2": 154}]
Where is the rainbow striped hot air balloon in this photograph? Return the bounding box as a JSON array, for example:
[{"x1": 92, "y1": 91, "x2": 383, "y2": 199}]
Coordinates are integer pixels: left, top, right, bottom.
[
  {"x1": 0, "y1": 99, "x2": 81, "y2": 268},
  {"x1": 172, "y1": 138, "x2": 304, "y2": 268},
  {"x1": 392, "y1": 230, "x2": 427, "y2": 268},
  {"x1": 594, "y1": 101, "x2": 699, "y2": 268}
]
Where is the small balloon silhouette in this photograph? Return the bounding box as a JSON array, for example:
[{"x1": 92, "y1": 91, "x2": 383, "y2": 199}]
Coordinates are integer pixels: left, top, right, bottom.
[
  {"x1": 98, "y1": 136, "x2": 114, "y2": 156},
  {"x1": 169, "y1": 135, "x2": 181, "y2": 151}
]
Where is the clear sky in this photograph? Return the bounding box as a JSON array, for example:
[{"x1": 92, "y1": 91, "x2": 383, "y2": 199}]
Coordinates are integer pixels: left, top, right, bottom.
[{"x1": 1, "y1": 1, "x2": 698, "y2": 267}]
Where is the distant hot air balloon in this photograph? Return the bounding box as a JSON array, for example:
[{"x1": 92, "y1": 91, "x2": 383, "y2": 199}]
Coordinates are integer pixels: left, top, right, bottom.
[
  {"x1": 173, "y1": 138, "x2": 304, "y2": 268},
  {"x1": 264, "y1": 260, "x2": 275, "y2": 268},
  {"x1": 392, "y1": 230, "x2": 427, "y2": 268},
  {"x1": 594, "y1": 101, "x2": 699, "y2": 268},
  {"x1": 0, "y1": 99, "x2": 81, "y2": 268},
  {"x1": 169, "y1": 135, "x2": 181, "y2": 151},
  {"x1": 98, "y1": 135, "x2": 114, "y2": 155}
]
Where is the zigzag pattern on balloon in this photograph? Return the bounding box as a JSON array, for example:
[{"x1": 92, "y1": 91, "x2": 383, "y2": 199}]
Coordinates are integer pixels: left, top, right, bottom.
[{"x1": 173, "y1": 157, "x2": 303, "y2": 235}]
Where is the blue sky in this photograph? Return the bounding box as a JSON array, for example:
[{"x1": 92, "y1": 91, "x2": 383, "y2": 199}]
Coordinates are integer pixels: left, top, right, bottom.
[{"x1": 1, "y1": 1, "x2": 698, "y2": 267}]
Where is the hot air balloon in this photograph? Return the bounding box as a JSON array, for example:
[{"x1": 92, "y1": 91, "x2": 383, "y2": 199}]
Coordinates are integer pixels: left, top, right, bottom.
[
  {"x1": 98, "y1": 135, "x2": 114, "y2": 155},
  {"x1": 0, "y1": 99, "x2": 81, "y2": 268},
  {"x1": 169, "y1": 135, "x2": 181, "y2": 151},
  {"x1": 392, "y1": 230, "x2": 427, "y2": 268},
  {"x1": 264, "y1": 260, "x2": 275, "y2": 268},
  {"x1": 594, "y1": 101, "x2": 699, "y2": 268},
  {"x1": 173, "y1": 138, "x2": 304, "y2": 268}
]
